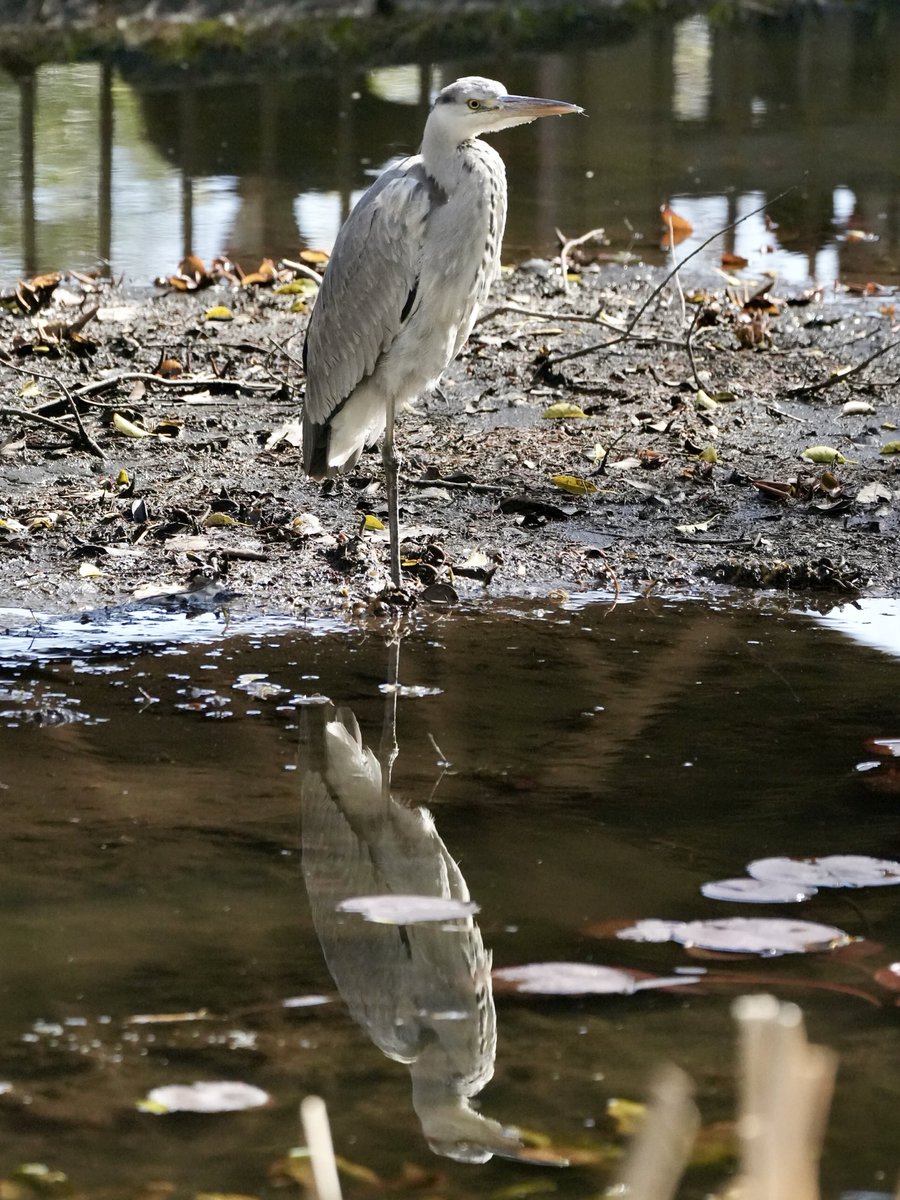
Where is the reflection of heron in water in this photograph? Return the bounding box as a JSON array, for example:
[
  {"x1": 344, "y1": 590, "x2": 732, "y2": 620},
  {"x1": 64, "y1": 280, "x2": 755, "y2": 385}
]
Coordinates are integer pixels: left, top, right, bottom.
[{"x1": 301, "y1": 640, "x2": 522, "y2": 1164}]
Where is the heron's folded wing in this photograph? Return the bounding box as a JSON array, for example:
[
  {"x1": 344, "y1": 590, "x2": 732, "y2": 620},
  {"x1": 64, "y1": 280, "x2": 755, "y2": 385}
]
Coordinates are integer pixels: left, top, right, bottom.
[{"x1": 303, "y1": 160, "x2": 432, "y2": 424}]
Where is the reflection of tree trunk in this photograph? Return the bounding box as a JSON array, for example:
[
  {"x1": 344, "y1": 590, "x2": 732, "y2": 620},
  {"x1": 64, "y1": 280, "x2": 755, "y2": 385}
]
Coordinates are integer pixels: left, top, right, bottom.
[
  {"x1": 336, "y1": 66, "x2": 354, "y2": 226},
  {"x1": 19, "y1": 70, "x2": 36, "y2": 274},
  {"x1": 98, "y1": 63, "x2": 114, "y2": 271},
  {"x1": 179, "y1": 86, "x2": 197, "y2": 257}
]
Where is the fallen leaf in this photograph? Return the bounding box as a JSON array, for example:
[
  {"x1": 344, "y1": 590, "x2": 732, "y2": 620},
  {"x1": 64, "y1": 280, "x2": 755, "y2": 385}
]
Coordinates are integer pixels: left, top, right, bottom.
[
  {"x1": 801, "y1": 445, "x2": 852, "y2": 464},
  {"x1": 113, "y1": 413, "x2": 151, "y2": 439},
  {"x1": 542, "y1": 401, "x2": 587, "y2": 419},
  {"x1": 204, "y1": 305, "x2": 234, "y2": 321},
  {"x1": 880, "y1": 440, "x2": 900, "y2": 455},
  {"x1": 550, "y1": 474, "x2": 598, "y2": 495}
]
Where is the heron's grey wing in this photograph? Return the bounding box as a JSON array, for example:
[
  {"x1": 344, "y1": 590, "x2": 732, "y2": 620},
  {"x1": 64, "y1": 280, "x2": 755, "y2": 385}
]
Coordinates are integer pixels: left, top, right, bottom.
[{"x1": 303, "y1": 160, "x2": 433, "y2": 427}]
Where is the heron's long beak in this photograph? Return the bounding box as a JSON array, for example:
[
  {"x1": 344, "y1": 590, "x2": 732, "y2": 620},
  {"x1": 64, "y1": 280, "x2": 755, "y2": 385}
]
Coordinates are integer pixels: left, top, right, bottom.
[{"x1": 498, "y1": 94, "x2": 584, "y2": 120}]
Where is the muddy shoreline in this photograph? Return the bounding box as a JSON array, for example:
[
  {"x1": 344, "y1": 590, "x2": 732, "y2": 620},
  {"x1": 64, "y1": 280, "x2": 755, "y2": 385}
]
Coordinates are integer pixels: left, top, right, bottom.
[{"x1": 1, "y1": 257, "x2": 898, "y2": 619}]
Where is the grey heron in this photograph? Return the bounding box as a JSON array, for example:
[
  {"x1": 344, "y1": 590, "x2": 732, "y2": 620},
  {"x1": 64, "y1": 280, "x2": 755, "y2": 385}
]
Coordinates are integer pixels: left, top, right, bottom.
[{"x1": 302, "y1": 75, "x2": 582, "y2": 590}]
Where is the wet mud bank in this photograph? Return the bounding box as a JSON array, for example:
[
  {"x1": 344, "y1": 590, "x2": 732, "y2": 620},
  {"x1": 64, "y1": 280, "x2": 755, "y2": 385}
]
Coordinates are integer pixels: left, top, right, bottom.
[{"x1": 1, "y1": 258, "x2": 898, "y2": 618}]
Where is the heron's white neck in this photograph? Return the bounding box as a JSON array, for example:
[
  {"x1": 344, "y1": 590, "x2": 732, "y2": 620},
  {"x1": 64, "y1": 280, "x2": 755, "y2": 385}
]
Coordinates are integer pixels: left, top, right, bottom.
[{"x1": 421, "y1": 119, "x2": 481, "y2": 193}]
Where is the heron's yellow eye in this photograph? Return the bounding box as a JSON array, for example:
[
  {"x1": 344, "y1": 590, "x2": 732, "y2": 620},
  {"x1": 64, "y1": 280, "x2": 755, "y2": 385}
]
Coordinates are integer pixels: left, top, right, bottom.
[{"x1": 467, "y1": 99, "x2": 481, "y2": 110}]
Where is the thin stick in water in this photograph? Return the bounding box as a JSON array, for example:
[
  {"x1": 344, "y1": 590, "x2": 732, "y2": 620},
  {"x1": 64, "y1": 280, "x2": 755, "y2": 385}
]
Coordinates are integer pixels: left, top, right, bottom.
[{"x1": 300, "y1": 1094, "x2": 343, "y2": 1200}]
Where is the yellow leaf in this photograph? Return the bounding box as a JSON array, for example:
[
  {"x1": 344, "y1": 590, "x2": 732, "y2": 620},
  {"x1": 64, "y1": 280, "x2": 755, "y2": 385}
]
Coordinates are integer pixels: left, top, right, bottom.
[
  {"x1": 542, "y1": 402, "x2": 587, "y2": 419},
  {"x1": 18, "y1": 379, "x2": 40, "y2": 398},
  {"x1": 275, "y1": 279, "x2": 319, "y2": 296},
  {"x1": 204, "y1": 305, "x2": 234, "y2": 321},
  {"x1": 363, "y1": 514, "x2": 385, "y2": 531},
  {"x1": 880, "y1": 440, "x2": 900, "y2": 455},
  {"x1": 550, "y1": 473, "x2": 598, "y2": 495},
  {"x1": 698, "y1": 446, "x2": 718, "y2": 463},
  {"x1": 203, "y1": 512, "x2": 239, "y2": 527},
  {"x1": 116, "y1": 468, "x2": 130, "y2": 485},
  {"x1": 801, "y1": 445, "x2": 853, "y2": 464},
  {"x1": 78, "y1": 561, "x2": 103, "y2": 578},
  {"x1": 607, "y1": 1096, "x2": 647, "y2": 1136},
  {"x1": 694, "y1": 389, "x2": 718, "y2": 411},
  {"x1": 113, "y1": 412, "x2": 150, "y2": 438}
]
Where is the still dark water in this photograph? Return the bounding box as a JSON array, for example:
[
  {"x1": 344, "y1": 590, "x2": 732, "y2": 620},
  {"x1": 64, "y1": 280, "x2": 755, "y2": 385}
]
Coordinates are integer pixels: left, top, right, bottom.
[
  {"x1": 0, "y1": 594, "x2": 899, "y2": 1196},
  {"x1": 2, "y1": 5, "x2": 900, "y2": 287}
]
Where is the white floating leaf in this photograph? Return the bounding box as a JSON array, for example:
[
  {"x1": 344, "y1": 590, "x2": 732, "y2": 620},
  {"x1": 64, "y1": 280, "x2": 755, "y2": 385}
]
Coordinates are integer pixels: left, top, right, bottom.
[
  {"x1": 673, "y1": 917, "x2": 851, "y2": 956},
  {"x1": 494, "y1": 962, "x2": 697, "y2": 996},
  {"x1": 494, "y1": 962, "x2": 640, "y2": 995},
  {"x1": 701, "y1": 877, "x2": 817, "y2": 903},
  {"x1": 616, "y1": 919, "x2": 685, "y2": 944},
  {"x1": 337, "y1": 894, "x2": 478, "y2": 924},
  {"x1": 141, "y1": 1080, "x2": 269, "y2": 1114},
  {"x1": 748, "y1": 854, "x2": 900, "y2": 889}
]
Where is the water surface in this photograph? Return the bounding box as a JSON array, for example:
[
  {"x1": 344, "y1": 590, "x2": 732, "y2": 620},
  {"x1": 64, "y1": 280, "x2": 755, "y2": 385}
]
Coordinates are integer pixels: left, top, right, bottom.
[
  {"x1": 2, "y1": 5, "x2": 899, "y2": 287},
  {"x1": 0, "y1": 595, "x2": 898, "y2": 1195}
]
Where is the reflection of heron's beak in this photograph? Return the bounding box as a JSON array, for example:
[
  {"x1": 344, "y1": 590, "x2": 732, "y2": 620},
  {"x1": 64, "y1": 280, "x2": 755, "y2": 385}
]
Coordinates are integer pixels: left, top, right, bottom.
[{"x1": 498, "y1": 95, "x2": 584, "y2": 120}]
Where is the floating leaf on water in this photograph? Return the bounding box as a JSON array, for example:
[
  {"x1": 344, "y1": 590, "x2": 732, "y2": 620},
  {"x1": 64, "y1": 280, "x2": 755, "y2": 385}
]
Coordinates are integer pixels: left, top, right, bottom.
[
  {"x1": 615, "y1": 919, "x2": 685, "y2": 944},
  {"x1": 542, "y1": 401, "x2": 587, "y2": 419},
  {"x1": 336, "y1": 894, "x2": 478, "y2": 924},
  {"x1": 673, "y1": 917, "x2": 852, "y2": 956},
  {"x1": 112, "y1": 412, "x2": 150, "y2": 439},
  {"x1": 863, "y1": 736, "x2": 900, "y2": 758},
  {"x1": 494, "y1": 962, "x2": 640, "y2": 995},
  {"x1": 379, "y1": 683, "x2": 443, "y2": 698},
  {"x1": 880, "y1": 440, "x2": 900, "y2": 455},
  {"x1": 801, "y1": 445, "x2": 852, "y2": 464},
  {"x1": 140, "y1": 1081, "x2": 270, "y2": 1114},
  {"x1": 493, "y1": 962, "x2": 695, "y2": 996},
  {"x1": 700, "y1": 878, "x2": 817, "y2": 904},
  {"x1": 748, "y1": 854, "x2": 900, "y2": 889},
  {"x1": 204, "y1": 305, "x2": 234, "y2": 321},
  {"x1": 874, "y1": 963, "x2": 900, "y2": 992},
  {"x1": 550, "y1": 474, "x2": 598, "y2": 495}
]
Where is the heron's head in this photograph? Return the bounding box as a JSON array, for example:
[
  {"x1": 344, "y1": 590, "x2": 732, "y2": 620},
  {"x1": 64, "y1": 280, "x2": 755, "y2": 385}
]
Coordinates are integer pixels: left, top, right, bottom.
[{"x1": 431, "y1": 76, "x2": 582, "y2": 143}]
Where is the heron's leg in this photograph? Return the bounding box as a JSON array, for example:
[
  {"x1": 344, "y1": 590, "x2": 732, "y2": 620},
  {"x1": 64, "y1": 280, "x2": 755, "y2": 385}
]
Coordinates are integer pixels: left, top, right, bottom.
[{"x1": 382, "y1": 395, "x2": 402, "y2": 590}]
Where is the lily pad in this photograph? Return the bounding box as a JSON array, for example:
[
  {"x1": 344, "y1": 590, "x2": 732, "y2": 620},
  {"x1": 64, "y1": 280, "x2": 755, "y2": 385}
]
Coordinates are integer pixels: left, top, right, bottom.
[
  {"x1": 492, "y1": 961, "x2": 696, "y2": 996},
  {"x1": 336, "y1": 894, "x2": 478, "y2": 924},
  {"x1": 700, "y1": 877, "x2": 817, "y2": 903},
  {"x1": 747, "y1": 855, "x2": 900, "y2": 889},
  {"x1": 140, "y1": 1081, "x2": 270, "y2": 1114}
]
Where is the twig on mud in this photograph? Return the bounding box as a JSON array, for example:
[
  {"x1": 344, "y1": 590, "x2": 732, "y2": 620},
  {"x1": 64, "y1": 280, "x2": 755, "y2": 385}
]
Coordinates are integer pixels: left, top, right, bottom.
[
  {"x1": 764, "y1": 402, "x2": 809, "y2": 424},
  {"x1": 684, "y1": 304, "x2": 706, "y2": 392},
  {"x1": 409, "y1": 476, "x2": 505, "y2": 494},
  {"x1": 70, "y1": 372, "x2": 285, "y2": 401},
  {"x1": 266, "y1": 334, "x2": 305, "y2": 371},
  {"x1": 558, "y1": 227, "x2": 606, "y2": 294},
  {"x1": 548, "y1": 187, "x2": 797, "y2": 369},
  {"x1": 0, "y1": 355, "x2": 106, "y2": 457},
  {"x1": 281, "y1": 258, "x2": 324, "y2": 287},
  {"x1": 784, "y1": 338, "x2": 900, "y2": 397}
]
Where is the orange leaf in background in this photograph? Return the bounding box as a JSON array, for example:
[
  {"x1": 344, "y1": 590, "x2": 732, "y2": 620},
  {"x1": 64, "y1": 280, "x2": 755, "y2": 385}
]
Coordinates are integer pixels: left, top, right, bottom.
[
  {"x1": 721, "y1": 252, "x2": 749, "y2": 269},
  {"x1": 660, "y1": 206, "x2": 692, "y2": 249},
  {"x1": 300, "y1": 249, "x2": 330, "y2": 264},
  {"x1": 241, "y1": 258, "x2": 278, "y2": 287}
]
